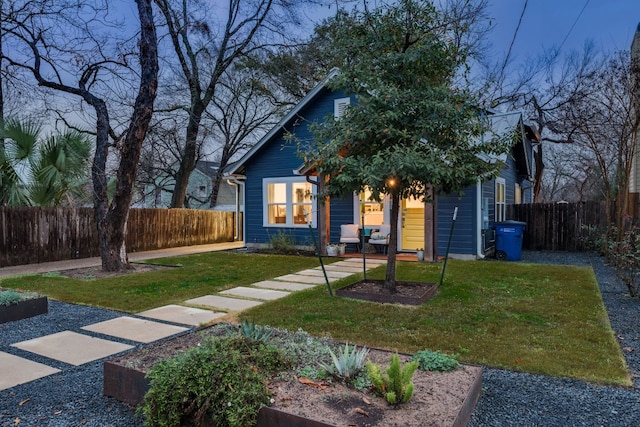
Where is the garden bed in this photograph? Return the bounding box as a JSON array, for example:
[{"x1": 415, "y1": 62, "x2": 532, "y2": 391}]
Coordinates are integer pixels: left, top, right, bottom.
[
  {"x1": 0, "y1": 293, "x2": 48, "y2": 324},
  {"x1": 336, "y1": 280, "x2": 438, "y2": 305},
  {"x1": 104, "y1": 324, "x2": 481, "y2": 426}
]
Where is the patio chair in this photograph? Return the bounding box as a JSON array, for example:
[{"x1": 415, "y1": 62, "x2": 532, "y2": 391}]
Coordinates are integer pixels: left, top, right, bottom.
[
  {"x1": 369, "y1": 224, "x2": 390, "y2": 254},
  {"x1": 339, "y1": 224, "x2": 361, "y2": 252}
]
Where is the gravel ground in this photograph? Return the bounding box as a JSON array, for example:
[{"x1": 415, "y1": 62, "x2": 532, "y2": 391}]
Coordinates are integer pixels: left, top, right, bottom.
[{"x1": 1, "y1": 251, "x2": 639, "y2": 426}]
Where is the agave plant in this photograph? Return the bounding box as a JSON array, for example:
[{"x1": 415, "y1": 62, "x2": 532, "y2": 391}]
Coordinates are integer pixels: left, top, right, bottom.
[
  {"x1": 228, "y1": 320, "x2": 273, "y2": 343},
  {"x1": 318, "y1": 342, "x2": 369, "y2": 383}
]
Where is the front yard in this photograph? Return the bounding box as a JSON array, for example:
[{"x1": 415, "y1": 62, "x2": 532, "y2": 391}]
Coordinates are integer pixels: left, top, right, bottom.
[{"x1": 0, "y1": 252, "x2": 629, "y2": 385}]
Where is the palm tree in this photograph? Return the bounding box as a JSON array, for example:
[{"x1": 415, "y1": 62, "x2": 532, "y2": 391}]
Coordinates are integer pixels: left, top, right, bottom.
[{"x1": 0, "y1": 119, "x2": 92, "y2": 206}]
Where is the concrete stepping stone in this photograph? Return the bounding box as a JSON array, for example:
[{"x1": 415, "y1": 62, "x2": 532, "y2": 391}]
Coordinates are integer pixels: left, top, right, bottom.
[
  {"x1": 185, "y1": 295, "x2": 263, "y2": 311},
  {"x1": 137, "y1": 305, "x2": 227, "y2": 327},
  {"x1": 0, "y1": 351, "x2": 60, "y2": 391},
  {"x1": 293, "y1": 269, "x2": 353, "y2": 278},
  {"x1": 12, "y1": 331, "x2": 133, "y2": 366},
  {"x1": 274, "y1": 274, "x2": 331, "y2": 284},
  {"x1": 252, "y1": 280, "x2": 316, "y2": 291},
  {"x1": 219, "y1": 287, "x2": 290, "y2": 301},
  {"x1": 337, "y1": 259, "x2": 386, "y2": 267},
  {"x1": 81, "y1": 316, "x2": 189, "y2": 343},
  {"x1": 315, "y1": 264, "x2": 364, "y2": 273}
]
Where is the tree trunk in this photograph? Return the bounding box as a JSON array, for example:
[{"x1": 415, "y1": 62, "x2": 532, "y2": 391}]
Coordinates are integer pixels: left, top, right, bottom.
[
  {"x1": 99, "y1": 0, "x2": 158, "y2": 271},
  {"x1": 171, "y1": 102, "x2": 203, "y2": 208},
  {"x1": 384, "y1": 192, "x2": 400, "y2": 291}
]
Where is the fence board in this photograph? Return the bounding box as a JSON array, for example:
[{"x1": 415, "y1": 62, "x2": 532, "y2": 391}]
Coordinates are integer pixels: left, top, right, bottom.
[
  {"x1": 507, "y1": 201, "x2": 609, "y2": 251},
  {"x1": 0, "y1": 207, "x2": 236, "y2": 267}
]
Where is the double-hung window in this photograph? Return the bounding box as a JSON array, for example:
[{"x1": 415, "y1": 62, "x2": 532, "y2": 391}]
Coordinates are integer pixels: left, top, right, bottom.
[
  {"x1": 264, "y1": 178, "x2": 316, "y2": 227},
  {"x1": 495, "y1": 178, "x2": 506, "y2": 222}
]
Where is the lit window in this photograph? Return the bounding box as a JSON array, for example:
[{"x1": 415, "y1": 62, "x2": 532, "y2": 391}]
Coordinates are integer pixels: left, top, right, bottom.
[
  {"x1": 514, "y1": 183, "x2": 522, "y2": 205},
  {"x1": 264, "y1": 178, "x2": 316, "y2": 227},
  {"x1": 267, "y1": 183, "x2": 287, "y2": 224},
  {"x1": 495, "y1": 178, "x2": 506, "y2": 222},
  {"x1": 359, "y1": 187, "x2": 384, "y2": 226}
]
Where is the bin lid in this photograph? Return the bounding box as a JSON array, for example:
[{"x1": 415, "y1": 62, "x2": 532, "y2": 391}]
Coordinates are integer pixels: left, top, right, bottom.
[{"x1": 496, "y1": 220, "x2": 526, "y2": 226}]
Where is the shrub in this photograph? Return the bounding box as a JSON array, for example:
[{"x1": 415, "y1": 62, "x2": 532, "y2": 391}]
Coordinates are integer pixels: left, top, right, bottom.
[
  {"x1": 608, "y1": 229, "x2": 640, "y2": 297},
  {"x1": 411, "y1": 349, "x2": 460, "y2": 372},
  {"x1": 367, "y1": 353, "x2": 418, "y2": 405},
  {"x1": 318, "y1": 342, "x2": 369, "y2": 384},
  {"x1": 267, "y1": 230, "x2": 297, "y2": 254},
  {"x1": 139, "y1": 336, "x2": 288, "y2": 427}
]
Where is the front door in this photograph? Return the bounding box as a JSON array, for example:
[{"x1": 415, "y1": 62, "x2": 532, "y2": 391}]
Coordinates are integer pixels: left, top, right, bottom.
[{"x1": 401, "y1": 196, "x2": 424, "y2": 251}]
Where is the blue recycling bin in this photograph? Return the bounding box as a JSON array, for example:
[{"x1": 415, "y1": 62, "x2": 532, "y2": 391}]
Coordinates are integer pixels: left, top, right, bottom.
[{"x1": 495, "y1": 220, "x2": 526, "y2": 261}]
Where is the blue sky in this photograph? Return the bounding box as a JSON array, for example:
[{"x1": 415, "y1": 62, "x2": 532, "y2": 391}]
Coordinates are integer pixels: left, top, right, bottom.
[{"x1": 486, "y1": 0, "x2": 640, "y2": 62}]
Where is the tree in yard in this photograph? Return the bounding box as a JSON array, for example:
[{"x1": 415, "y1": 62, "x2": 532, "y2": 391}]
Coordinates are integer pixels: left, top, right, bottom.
[
  {"x1": 0, "y1": 119, "x2": 92, "y2": 206},
  {"x1": 306, "y1": 0, "x2": 512, "y2": 291},
  {"x1": 154, "y1": 0, "x2": 307, "y2": 209},
  {"x1": 552, "y1": 50, "x2": 640, "y2": 235},
  {"x1": 2, "y1": 0, "x2": 158, "y2": 271}
]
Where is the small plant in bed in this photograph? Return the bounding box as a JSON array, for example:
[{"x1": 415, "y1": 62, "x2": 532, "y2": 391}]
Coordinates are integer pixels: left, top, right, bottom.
[
  {"x1": 412, "y1": 349, "x2": 460, "y2": 372},
  {"x1": 0, "y1": 290, "x2": 26, "y2": 306},
  {"x1": 367, "y1": 354, "x2": 419, "y2": 405},
  {"x1": 0, "y1": 289, "x2": 48, "y2": 323}
]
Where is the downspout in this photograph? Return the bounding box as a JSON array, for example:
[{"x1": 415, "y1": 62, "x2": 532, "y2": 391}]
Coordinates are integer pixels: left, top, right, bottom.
[
  {"x1": 227, "y1": 177, "x2": 245, "y2": 242},
  {"x1": 476, "y1": 179, "x2": 485, "y2": 259}
]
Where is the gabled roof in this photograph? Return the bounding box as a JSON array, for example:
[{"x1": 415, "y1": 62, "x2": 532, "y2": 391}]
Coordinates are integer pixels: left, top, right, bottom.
[
  {"x1": 225, "y1": 68, "x2": 340, "y2": 176},
  {"x1": 476, "y1": 111, "x2": 539, "y2": 179},
  {"x1": 194, "y1": 160, "x2": 220, "y2": 178}
]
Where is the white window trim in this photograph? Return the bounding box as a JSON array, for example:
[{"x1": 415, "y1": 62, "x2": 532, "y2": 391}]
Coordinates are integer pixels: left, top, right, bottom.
[
  {"x1": 352, "y1": 191, "x2": 389, "y2": 226},
  {"x1": 263, "y1": 177, "x2": 317, "y2": 228},
  {"x1": 334, "y1": 97, "x2": 351, "y2": 120},
  {"x1": 495, "y1": 178, "x2": 506, "y2": 222}
]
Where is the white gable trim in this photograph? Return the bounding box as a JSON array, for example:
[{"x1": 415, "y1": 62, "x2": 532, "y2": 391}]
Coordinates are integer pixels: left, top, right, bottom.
[{"x1": 226, "y1": 68, "x2": 340, "y2": 176}]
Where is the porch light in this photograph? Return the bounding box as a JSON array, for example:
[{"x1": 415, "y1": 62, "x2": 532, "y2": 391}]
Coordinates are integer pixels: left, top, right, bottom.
[{"x1": 387, "y1": 177, "x2": 396, "y2": 188}]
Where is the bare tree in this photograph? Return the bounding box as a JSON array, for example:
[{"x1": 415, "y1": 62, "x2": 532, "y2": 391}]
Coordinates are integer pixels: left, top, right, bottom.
[
  {"x1": 555, "y1": 51, "x2": 640, "y2": 232},
  {"x1": 2, "y1": 0, "x2": 158, "y2": 271},
  {"x1": 154, "y1": 0, "x2": 308, "y2": 208},
  {"x1": 206, "y1": 66, "x2": 281, "y2": 207}
]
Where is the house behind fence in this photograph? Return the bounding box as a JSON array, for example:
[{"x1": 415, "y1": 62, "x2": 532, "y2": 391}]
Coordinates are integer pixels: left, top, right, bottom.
[
  {"x1": 507, "y1": 201, "x2": 610, "y2": 251},
  {"x1": 0, "y1": 207, "x2": 236, "y2": 267}
]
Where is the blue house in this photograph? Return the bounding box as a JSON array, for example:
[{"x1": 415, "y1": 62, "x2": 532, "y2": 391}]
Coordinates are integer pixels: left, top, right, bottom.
[{"x1": 226, "y1": 70, "x2": 539, "y2": 260}]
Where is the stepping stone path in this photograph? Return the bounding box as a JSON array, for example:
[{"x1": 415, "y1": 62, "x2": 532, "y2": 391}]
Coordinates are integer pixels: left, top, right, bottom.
[{"x1": 0, "y1": 257, "x2": 385, "y2": 391}]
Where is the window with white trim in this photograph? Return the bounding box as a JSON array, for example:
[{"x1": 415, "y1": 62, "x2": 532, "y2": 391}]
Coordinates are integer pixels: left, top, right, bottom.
[
  {"x1": 359, "y1": 187, "x2": 384, "y2": 226},
  {"x1": 495, "y1": 178, "x2": 506, "y2": 222},
  {"x1": 334, "y1": 97, "x2": 350, "y2": 120},
  {"x1": 264, "y1": 178, "x2": 316, "y2": 227}
]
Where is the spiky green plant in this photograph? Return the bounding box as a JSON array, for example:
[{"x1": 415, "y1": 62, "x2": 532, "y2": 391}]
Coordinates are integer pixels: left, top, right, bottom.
[
  {"x1": 318, "y1": 342, "x2": 369, "y2": 383},
  {"x1": 229, "y1": 320, "x2": 273, "y2": 343}
]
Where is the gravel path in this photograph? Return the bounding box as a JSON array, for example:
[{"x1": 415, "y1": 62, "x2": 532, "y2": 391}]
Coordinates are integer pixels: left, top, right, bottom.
[{"x1": 1, "y1": 251, "x2": 639, "y2": 426}]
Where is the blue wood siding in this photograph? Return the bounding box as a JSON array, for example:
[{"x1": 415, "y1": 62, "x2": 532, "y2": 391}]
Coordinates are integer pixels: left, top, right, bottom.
[
  {"x1": 329, "y1": 197, "x2": 356, "y2": 244},
  {"x1": 437, "y1": 186, "x2": 477, "y2": 256},
  {"x1": 243, "y1": 88, "x2": 349, "y2": 246}
]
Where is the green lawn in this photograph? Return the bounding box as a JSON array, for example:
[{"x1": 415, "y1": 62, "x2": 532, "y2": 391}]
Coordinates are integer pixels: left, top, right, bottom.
[
  {"x1": 242, "y1": 259, "x2": 630, "y2": 386},
  {"x1": 0, "y1": 252, "x2": 324, "y2": 312},
  {"x1": 0, "y1": 252, "x2": 629, "y2": 385}
]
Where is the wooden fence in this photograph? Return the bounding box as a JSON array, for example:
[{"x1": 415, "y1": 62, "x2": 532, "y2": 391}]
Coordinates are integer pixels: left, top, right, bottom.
[
  {"x1": 507, "y1": 201, "x2": 609, "y2": 251},
  {"x1": 0, "y1": 207, "x2": 236, "y2": 267}
]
